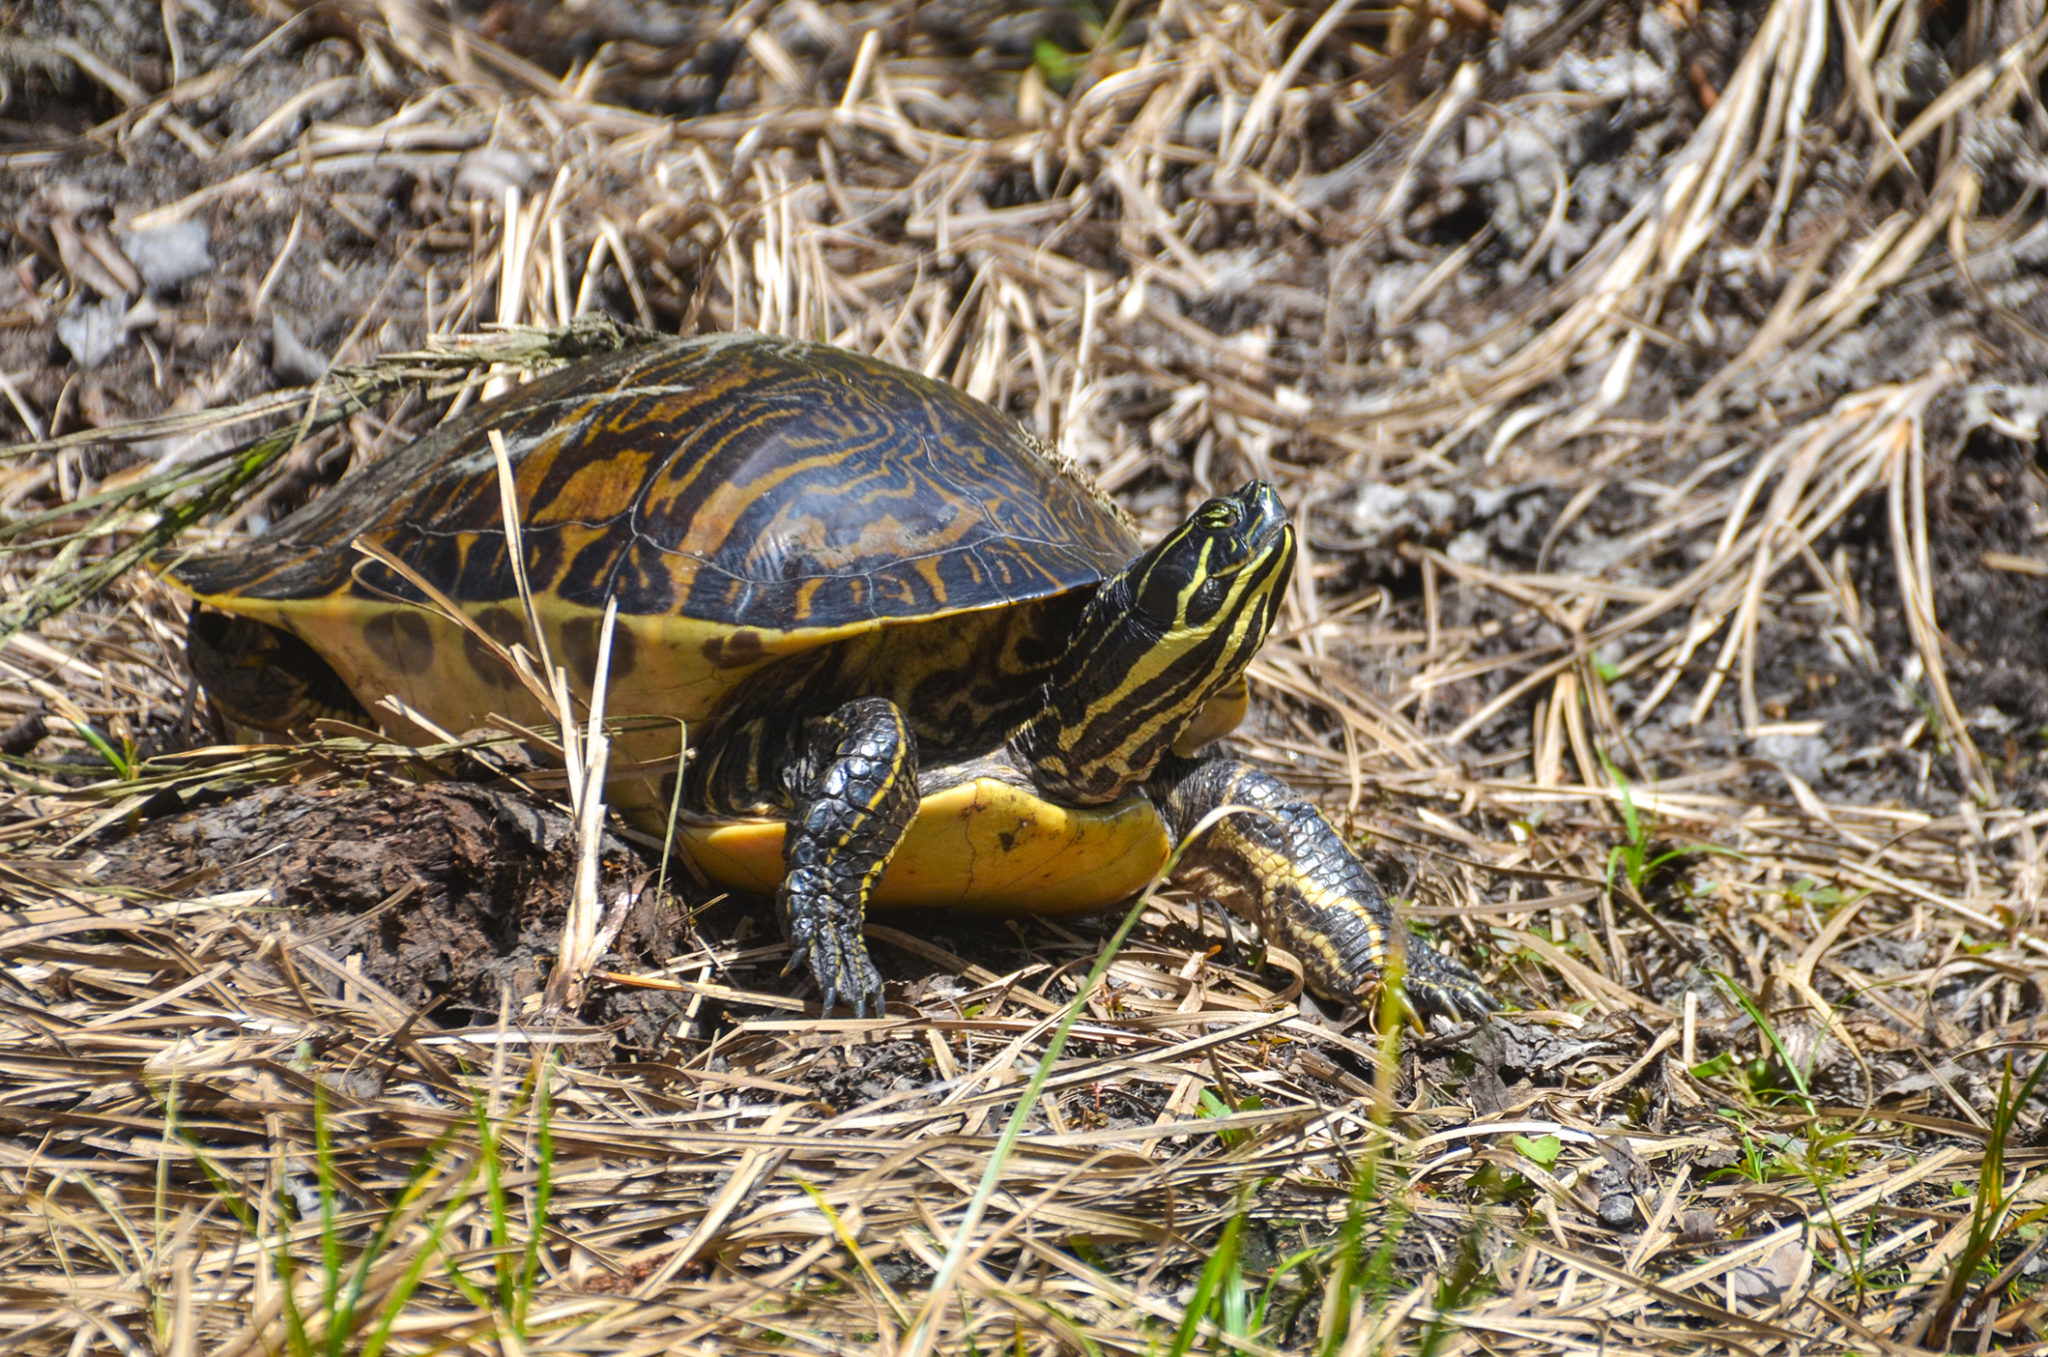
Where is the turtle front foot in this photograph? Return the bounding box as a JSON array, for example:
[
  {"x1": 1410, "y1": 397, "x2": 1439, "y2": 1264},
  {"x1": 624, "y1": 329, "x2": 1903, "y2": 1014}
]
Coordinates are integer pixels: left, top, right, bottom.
[
  {"x1": 780, "y1": 869, "x2": 887, "y2": 1016},
  {"x1": 1402, "y1": 943, "x2": 1498, "y2": 1024},
  {"x1": 774, "y1": 696, "x2": 918, "y2": 1019},
  {"x1": 1157, "y1": 756, "x2": 1498, "y2": 1024}
]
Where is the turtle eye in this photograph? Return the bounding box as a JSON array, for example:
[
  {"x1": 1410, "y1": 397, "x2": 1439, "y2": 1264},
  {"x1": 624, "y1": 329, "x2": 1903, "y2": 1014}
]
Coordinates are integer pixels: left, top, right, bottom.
[{"x1": 1197, "y1": 500, "x2": 1240, "y2": 531}]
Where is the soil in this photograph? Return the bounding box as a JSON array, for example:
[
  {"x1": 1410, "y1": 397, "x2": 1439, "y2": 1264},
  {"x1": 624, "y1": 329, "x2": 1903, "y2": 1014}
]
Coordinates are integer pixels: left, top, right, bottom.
[
  {"x1": 92, "y1": 778, "x2": 666, "y2": 1029},
  {"x1": 4, "y1": 0, "x2": 431, "y2": 455}
]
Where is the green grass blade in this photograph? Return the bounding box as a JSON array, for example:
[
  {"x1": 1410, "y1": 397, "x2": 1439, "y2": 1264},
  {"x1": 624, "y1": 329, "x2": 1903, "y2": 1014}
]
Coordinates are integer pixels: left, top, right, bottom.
[
  {"x1": 1166, "y1": 1203, "x2": 1246, "y2": 1356},
  {"x1": 311, "y1": 1084, "x2": 345, "y2": 1357},
  {"x1": 516, "y1": 1052, "x2": 558, "y2": 1329}
]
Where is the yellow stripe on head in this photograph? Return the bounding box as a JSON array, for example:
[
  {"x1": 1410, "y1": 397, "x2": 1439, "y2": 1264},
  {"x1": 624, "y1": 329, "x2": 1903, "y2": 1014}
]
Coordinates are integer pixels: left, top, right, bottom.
[{"x1": 1013, "y1": 481, "x2": 1296, "y2": 803}]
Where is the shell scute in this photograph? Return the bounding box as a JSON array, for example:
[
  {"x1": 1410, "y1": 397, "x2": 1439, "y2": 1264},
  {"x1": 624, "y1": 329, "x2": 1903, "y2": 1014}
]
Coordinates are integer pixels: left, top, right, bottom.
[
  {"x1": 167, "y1": 330, "x2": 1139, "y2": 644},
  {"x1": 448, "y1": 531, "x2": 516, "y2": 601}
]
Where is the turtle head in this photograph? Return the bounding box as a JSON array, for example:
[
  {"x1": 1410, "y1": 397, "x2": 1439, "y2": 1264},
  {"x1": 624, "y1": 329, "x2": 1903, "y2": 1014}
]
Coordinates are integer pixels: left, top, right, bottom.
[{"x1": 1013, "y1": 480, "x2": 1296, "y2": 803}]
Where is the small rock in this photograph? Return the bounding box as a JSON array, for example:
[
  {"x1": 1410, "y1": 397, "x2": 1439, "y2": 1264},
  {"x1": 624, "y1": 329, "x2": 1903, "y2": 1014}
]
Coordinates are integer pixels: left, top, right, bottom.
[
  {"x1": 1591, "y1": 1141, "x2": 1652, "y2": 1230},
  {"x1": 1348, "y1": 482, "x2": 1461, "y2": 546},
  {"x1": 1965, "y1": 704, "x2": 2018, "y2": 734},
  {"x1": 117, "y1": 220, "x2": 214, "y2": 293},
  {"x1": 1597, "y1": 1188, "x2": 1638, "y2": 1229},
  {"x1": 1753, "y1": 728, "x2": 1828, "y2": 785},
  {"x1": 1446, "y1": 529, "x2": 1491, "y2": 564},
  {"x1": 55, "y1": 295, "x2": 130, "y2": 368},
  {"x1": 1725, "y1": 1239, "x2": 1807, "y2": 1304}
]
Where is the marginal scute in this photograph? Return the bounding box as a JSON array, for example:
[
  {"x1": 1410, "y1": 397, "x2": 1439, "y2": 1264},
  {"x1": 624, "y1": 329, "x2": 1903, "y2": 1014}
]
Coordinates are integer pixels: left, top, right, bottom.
[
  {"x1": 615, "y1": 538, "x2": 681, "y2": 613},
  {"x1": 362, "y1": 610, "x2": 435, "y2": 675},
  {"x1": 520, "y1": 527, "x2": 567, "y2": 602},
  {"x1": 452, "y1": 532, "x2": 516, "y2": 600},
  {"x1": 404, "y1": 534, "x2": 466, "y2": 597},
  {"x1": 561, "y1": 612, "x2": 640, "y2": 682},
  {"x1": 461, "y1": 606, "x2": 525, "y2": 687},
  {"x1": 701, "y1": 629, "x2": 765, "y2": 667}
]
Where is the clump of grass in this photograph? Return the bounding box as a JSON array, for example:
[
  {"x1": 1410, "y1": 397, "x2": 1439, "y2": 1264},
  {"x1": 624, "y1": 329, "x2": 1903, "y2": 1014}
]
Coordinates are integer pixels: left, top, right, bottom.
[
  {"x1": 1913, "y1": 1055, "x2": 2048, "y2": 1348},
  {"x1": 1598, "y1": 751, "x2": 1742, "y2": 905},
  {"x1": 155, "y1": 1051, "x2": 560, "y2": 1356}
]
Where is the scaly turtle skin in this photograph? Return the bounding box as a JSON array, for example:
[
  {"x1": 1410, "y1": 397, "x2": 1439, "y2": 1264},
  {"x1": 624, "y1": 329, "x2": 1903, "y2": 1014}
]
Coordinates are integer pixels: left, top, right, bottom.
[{"x1": 165, "y1": 333, "x2": 1494, "y2": 1021}]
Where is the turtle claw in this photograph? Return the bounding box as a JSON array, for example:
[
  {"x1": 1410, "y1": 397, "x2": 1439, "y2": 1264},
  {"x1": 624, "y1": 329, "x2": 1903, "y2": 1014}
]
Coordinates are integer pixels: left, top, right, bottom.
[
  {"x1": 811, "y1": 938, "x2": 885, "y2": 1018},
  {"x1": 781, "y1": 890, "x2": 884, "y2": 1016},
  {"x1": 826, "y1": 932, "x2": 885, "y2": 1017},
  {"x1": 1405, "y1": 945, "x2": 1498, "y2": 1023}
]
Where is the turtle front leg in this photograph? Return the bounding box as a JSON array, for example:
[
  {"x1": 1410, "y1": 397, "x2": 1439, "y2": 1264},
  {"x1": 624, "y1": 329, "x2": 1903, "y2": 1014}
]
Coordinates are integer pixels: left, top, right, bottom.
[
  {"x1": 778, "y1": 696, "x2": 918, "y2": 1016},
  {"x1": 1154, "y1": 757, "x2": 1496, "y2": 1022}
]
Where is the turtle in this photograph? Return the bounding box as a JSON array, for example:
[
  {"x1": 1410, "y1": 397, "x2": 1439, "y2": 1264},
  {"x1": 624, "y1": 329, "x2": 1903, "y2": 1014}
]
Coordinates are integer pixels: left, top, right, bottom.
[{"x1": 163, "y1": 332, "x2": 1495, "y2": 1021}]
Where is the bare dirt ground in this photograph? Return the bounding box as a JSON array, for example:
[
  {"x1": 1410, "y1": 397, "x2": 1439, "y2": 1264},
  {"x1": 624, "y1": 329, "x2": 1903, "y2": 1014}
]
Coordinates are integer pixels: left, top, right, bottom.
[{"x1": 4, "y1": 0, "x2": 2048, "y2": 1352}]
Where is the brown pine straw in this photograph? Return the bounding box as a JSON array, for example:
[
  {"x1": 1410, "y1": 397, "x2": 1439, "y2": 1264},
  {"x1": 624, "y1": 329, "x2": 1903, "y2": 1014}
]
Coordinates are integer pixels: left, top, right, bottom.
[{"x1": 3, "y1": 0, "x2": 2048, "y2": 1351}]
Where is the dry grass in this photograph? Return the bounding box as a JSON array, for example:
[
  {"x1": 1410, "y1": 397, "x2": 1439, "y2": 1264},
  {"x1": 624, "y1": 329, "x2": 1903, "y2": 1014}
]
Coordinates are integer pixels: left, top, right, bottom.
[{"x1": 3, "y1": 0, "x2": 2048, "y2": 1351}]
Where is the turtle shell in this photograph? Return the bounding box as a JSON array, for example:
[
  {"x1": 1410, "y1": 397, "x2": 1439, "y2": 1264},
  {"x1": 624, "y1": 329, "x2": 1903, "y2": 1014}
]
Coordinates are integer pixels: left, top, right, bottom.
[{"x1": 167, "y1": 334, "x2": 1142, "y2": 746}]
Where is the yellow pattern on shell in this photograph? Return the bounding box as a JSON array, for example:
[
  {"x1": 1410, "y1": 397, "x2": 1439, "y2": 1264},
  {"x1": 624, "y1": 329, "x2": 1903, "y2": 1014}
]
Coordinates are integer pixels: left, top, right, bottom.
[{"x1": 179, "y1": 588, "x2": 845, "y2": 754}]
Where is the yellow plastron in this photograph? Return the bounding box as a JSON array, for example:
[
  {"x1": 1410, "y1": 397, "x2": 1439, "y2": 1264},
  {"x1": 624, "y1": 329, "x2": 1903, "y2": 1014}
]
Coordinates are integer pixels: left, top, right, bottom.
[{"x1": 676, "y1": 778, "x2": 1171, "y2": 915}]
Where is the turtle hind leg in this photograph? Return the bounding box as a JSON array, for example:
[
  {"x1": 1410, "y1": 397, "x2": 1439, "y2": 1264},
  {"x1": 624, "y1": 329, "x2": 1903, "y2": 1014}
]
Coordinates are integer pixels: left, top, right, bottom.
[
  {"x1": 776, "y1": 696, "x2": 919, "y2": 1017},
  {"x1": 1154, "y1": 757, "x2": 1496, "y2": 1023},
  {"x1": 186, "y1": 607, "x2": 367, "y2": 735}
]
